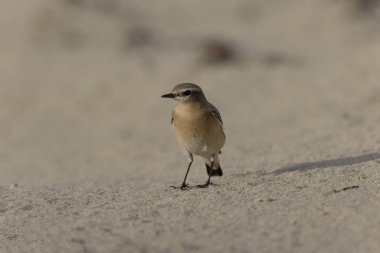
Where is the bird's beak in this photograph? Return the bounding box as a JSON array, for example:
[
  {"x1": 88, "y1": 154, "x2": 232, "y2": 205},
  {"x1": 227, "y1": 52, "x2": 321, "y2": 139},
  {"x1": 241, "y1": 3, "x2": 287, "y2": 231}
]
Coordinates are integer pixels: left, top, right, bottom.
[{"x1": 161, "y1": 93, "x2": 175, "y2": 98}]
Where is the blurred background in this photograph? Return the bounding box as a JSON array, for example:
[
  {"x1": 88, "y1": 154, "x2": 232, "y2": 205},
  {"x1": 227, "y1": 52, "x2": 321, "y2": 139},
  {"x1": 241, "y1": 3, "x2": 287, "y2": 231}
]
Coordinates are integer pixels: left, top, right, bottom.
[{"x1": 1, "y1": 0, "x2": 380, "y2": 186}]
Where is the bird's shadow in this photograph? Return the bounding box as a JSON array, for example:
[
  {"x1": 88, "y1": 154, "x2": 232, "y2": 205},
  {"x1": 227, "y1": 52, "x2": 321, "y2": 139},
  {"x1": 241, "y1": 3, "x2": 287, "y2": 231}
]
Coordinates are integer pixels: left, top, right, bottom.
[{"x1": 271, "y1": 152, "x2": 380, "y2": 175}]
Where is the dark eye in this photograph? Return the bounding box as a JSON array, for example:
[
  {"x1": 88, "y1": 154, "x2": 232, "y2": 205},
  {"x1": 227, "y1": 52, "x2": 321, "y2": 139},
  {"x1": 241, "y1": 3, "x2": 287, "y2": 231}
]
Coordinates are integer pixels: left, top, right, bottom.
[{"x1": 183, "y1": 90, "x2": 192, "y2": 96}]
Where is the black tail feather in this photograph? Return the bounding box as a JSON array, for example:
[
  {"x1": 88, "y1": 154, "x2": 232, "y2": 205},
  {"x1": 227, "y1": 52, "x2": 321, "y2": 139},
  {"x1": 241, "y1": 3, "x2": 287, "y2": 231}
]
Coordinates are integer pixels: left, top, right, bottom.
[{"x1": 206, "y1": 164, "x2": 223, "y2": 177}]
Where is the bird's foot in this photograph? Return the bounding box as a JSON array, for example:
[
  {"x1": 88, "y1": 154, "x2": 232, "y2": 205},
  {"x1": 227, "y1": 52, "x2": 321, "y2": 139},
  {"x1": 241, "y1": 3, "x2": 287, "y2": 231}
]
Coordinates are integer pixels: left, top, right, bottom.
[
  {"x1": 196, "y1": 183, "x2": 209, "y2": 188},
  {"x1": 196, "y1": 179, "x2": 212, "y2": 188},
  {"x1": 170, "y1": 183, "x2": 190, "y2": 191},
  {"x1": 196, "y1": 180, "x2": 218, "y2": 188}
]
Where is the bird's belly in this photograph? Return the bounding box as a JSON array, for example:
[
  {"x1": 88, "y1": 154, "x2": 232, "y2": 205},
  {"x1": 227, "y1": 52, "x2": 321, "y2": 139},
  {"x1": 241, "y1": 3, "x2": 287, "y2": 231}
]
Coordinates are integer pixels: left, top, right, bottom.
[{"x1": 173, "y1": 122, "x2": 225, "y2": 156}]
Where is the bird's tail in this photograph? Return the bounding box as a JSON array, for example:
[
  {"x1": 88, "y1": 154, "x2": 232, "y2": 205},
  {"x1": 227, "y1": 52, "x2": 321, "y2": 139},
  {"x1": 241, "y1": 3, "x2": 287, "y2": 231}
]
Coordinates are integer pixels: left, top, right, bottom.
[{"x1": 204, "y1": 154, "x2": 223, "y2": 177}]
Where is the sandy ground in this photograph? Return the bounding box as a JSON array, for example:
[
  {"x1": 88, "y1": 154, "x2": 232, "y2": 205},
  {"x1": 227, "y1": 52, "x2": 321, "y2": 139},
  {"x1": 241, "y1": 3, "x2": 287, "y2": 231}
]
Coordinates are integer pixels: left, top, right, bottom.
[{"x1": 2, "y1": 0, "x2": 380, "y2": 252}]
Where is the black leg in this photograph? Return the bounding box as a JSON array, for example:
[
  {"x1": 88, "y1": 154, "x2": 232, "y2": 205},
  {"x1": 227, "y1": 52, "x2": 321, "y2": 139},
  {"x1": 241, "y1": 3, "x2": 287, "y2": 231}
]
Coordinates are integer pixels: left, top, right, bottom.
[
  {"x1": 180, "y1": 160, "x2": 193, "y2": 189},
  {"x1": 196, "y1": 160, "x2": 213, "y2": 188},
  {"x1": 171, "y1": 152, "x2": 193, "y2": 190}
]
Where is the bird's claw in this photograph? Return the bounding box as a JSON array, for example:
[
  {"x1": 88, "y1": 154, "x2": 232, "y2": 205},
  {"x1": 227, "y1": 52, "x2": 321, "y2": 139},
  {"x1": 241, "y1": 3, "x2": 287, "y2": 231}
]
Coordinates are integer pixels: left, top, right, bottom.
[
  {"x1": 196, "y1": 183, "x2": 210, "y2": 188},
  {"x1": 170, "y1": 184, "x2": 190, "y2": 190},
  {"x1": 195, "y1": 181, "x2": 217, "y2": 188}
]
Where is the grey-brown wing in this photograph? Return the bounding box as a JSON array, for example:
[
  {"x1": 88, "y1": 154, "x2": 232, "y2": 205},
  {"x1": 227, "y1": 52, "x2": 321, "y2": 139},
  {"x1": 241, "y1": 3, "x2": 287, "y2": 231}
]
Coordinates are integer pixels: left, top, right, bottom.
[{"x1": 209, "y1": 103, "x2": 223, "y2": 126}]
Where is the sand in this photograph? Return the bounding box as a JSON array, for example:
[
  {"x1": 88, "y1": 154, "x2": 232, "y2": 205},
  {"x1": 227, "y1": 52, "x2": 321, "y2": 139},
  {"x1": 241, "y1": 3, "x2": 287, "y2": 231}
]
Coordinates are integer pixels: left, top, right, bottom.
[{"x1": 1, "y1": 0, "x2": 380, "y2": 252}]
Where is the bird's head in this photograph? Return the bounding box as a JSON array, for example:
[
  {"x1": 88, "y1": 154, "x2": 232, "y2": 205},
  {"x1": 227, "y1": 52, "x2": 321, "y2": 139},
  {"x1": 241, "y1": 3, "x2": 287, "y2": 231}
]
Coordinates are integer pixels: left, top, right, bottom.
[{"x1": 161, "y1": 83, "x2": 206, "y2": 103}]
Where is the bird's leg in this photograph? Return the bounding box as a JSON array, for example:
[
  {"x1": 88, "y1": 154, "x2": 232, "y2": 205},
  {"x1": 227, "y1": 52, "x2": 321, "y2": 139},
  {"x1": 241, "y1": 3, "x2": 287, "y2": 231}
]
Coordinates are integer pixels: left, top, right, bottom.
[
  {"x1": 171, "y1": 152, "x2": 193, "y2": 190},
  {"x1": 196, "y1": 154, "x2": 215, "y2": 188},
  {"x1": 180, "y1": 159, "x2": 193, "y2": 189}
]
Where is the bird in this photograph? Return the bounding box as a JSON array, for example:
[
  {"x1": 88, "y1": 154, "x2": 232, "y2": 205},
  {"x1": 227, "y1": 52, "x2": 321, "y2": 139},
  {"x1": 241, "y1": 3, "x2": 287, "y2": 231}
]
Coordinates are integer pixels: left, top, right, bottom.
[{"x1": 161, "y1": 83, "x2": 225, "y2": 189}]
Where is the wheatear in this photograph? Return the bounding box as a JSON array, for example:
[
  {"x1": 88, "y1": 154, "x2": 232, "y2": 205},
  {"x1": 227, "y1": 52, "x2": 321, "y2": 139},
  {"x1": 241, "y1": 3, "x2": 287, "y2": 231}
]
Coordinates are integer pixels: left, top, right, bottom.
[{"x1": 162, "y1": 83, "x2": 225, "y2": 189}]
